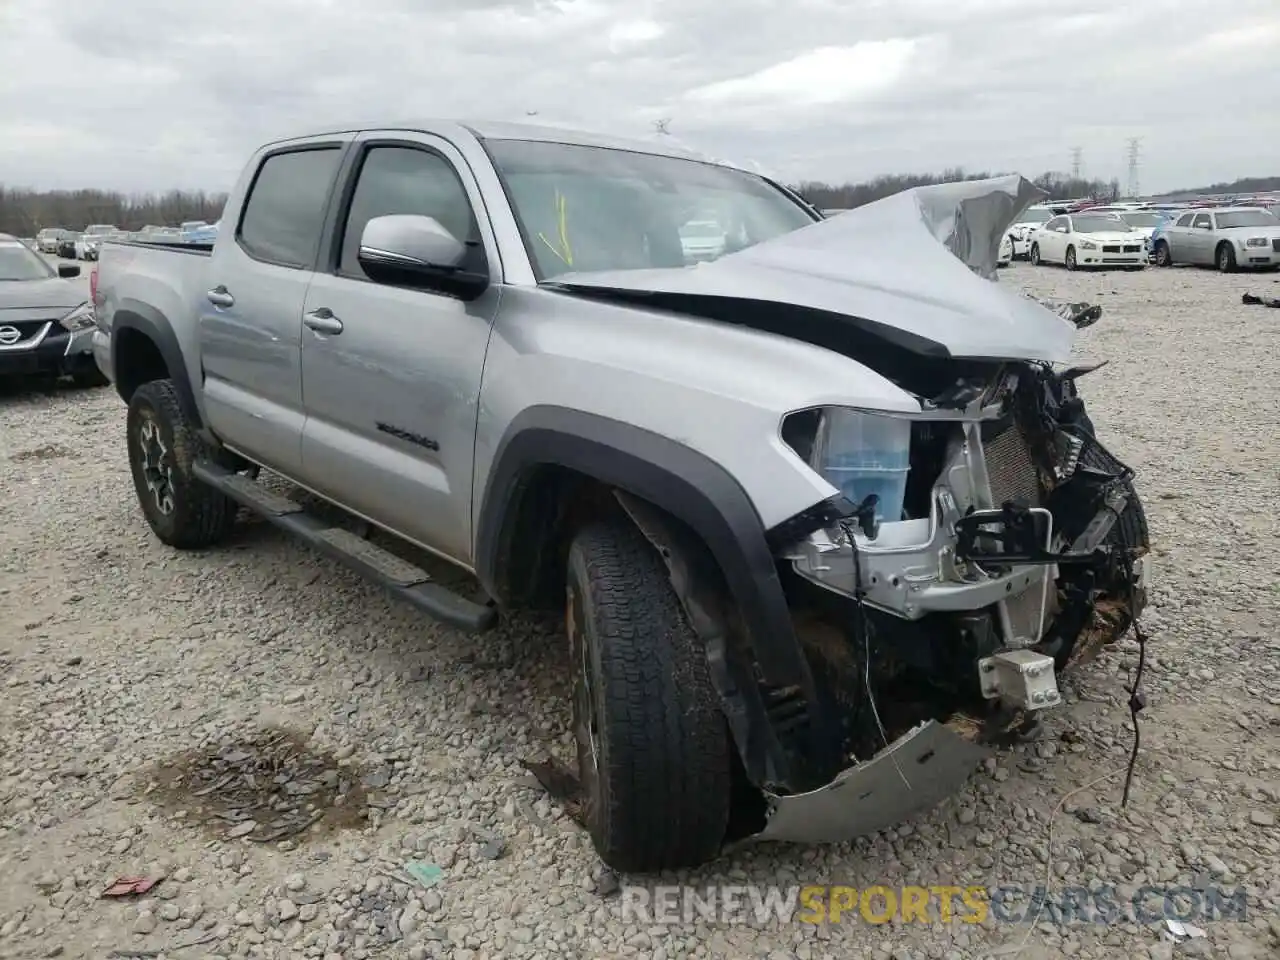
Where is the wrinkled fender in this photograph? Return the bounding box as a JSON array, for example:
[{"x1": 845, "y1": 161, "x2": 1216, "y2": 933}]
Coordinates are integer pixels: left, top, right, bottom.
[
  {"x1": 474, "y1": 406, "x2": 833, "y2": 786},
  {"x1": 111, "y1": 299, "x2": 202, "y2": 428}
]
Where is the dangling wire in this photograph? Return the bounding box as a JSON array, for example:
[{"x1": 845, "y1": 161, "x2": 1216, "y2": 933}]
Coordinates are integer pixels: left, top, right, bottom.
[
  {"x1": 840, "y1": 515, "x2": 911, "y2": 790},
  {"x1": 1120, "y1": 550, "x2": 1148, "y2": 807}
]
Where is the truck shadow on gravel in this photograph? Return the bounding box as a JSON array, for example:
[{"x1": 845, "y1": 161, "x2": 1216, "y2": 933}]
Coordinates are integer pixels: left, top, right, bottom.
[{"x1": 142, "y1": 726, "x2": 372, "y2": 846}]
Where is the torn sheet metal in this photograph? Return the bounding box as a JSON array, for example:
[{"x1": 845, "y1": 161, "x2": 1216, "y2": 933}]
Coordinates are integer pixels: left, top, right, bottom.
[
  {"x1": 551, "y1": 175, "x2": 1077, "y2": 364},
  {"x1": 755, "y1": 720, "x2": 990, "y2": 843}
]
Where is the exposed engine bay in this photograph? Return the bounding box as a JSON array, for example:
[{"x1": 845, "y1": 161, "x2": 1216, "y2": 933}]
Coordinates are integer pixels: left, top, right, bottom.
[{"x1": 777, "y1": 355, "x2": 1149, "y2": 775}]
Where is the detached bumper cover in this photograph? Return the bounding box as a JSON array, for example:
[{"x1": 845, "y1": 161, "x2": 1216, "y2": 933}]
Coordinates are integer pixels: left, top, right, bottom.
[{"x1": 756, "y1": 721, "x2": 989, "y2": 843}]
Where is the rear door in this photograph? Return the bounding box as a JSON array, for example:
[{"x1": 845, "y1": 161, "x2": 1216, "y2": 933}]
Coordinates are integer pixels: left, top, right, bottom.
[
  {"x1": 297, "y1": 132, "x2": 502, "y2": 565},
  {"x1": 199, "y1": 138, "x2": 349, "y2": 476}
]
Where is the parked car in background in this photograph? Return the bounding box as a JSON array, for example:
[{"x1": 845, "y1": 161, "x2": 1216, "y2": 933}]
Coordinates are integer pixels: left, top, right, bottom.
[
  {"x1": 1029, "y1": 213, "x2": 1148, "y2": 269},
  {"x1": 1117, "y1": 210, "x2": 1166, "y2": 245},
  {"x1": 57, "y1": 233, "x2": 81, "y2": 259},
  {"x1": 679, "y1": 219, "x2": 727, "y2": 261},
  {"x1": 78, "y1": 224, "x2": 119, "y2": 261},
  {"x1": 998, "y1": 233, "x2": 1012, "y2": 266},
  {"x1": 1006, "y1": 204, "x2": 1054, "y2": 258},
  {"x1": 1153, "y1": 207, "x2": 1280, "y2": 271},
  {"x1": 182, "y1": 221, "x2": 220, "y2": 244},
  {"x1": 139, "y1": 226, "x2": 184, "y2": 243},
  {"x1": 0, "y1": 233, "x2": 105, "y2": 386},
  {"x1": 36, "y1": 227, "x2": 69, "y2": 254}
]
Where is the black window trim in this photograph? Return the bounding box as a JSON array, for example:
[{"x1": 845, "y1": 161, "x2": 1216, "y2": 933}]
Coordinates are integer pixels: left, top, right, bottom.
[
  {"x1": 317, "y1": 137, "x2": 492, "y2": 295},
  {"x1": 235, "y1": 140, "x2": 349, "y2": 271}
]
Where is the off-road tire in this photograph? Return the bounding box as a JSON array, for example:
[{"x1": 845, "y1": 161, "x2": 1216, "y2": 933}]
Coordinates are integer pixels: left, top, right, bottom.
[
  {"x1": 126, "y1": 379, "x2": 236, "y2": 549},
  {"x1": 565, "y1": 518, "x2": 732, "y2": 872},
  {"x1": 1153, "y1": 240, "x2": 1172, "y2": 267},
  {"x1": 1216, "y1": 242, "x2": 1236, "y2": 273}
]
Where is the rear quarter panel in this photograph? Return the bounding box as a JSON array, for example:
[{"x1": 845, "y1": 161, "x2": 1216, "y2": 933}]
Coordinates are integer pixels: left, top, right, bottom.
[{"x1": 95, "y1": 242, "x2": 212, "y2": 419}]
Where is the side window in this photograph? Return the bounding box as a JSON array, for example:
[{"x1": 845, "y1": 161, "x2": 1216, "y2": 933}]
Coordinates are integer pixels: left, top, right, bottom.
[
  {"x1": 338, "y1": 145, "x2": 483, "y2": 279},
  {"x1": 1175, "y1": 213, "x2": 1194, "y2": 227},
  {"x1": 238, "y1": 147, "x2": 343, "y2": 268},
  {"x1": 1192, "y1": 213, "x2": 1211, "y2": 229},
  {"x1": 1046, "y1": 217, "x2": 1065, "y2": 232}
]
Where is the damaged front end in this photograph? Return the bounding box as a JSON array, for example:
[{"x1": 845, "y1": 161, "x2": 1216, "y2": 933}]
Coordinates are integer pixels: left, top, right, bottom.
[{"x1": 755, "y1": 359, "x2": 1150, "y2": 843}]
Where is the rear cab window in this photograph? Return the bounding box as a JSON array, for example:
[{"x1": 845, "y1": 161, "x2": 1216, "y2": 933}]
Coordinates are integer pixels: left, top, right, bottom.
[{"x1": 237, "y1": 146, "x2": 345, "y2": 269}]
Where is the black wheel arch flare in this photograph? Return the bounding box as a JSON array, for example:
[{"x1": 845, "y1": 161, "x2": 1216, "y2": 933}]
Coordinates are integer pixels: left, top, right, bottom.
[{"x1": 474, "y1": 405, "x2": 845, "y2": 790}]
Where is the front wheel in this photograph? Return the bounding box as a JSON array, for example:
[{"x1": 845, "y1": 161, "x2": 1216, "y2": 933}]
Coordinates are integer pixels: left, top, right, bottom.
[
  {"x1": 1065, "y1": 245, "x2": 1078, "y2": 271},
  {"x1": 1217, "y1": 243, "x2": 1236, "y2": 273},
  {"x1": 126, "y1": 379, "x2": 237, "y2": 549},
  {"x1": 1030, "y1": 243, "x2": 1042, "y2": 265},
  {"x1": 565, "y1": 518, "x2": 732, "y2": 872},
  {"x1": 1153, "y1": 241, "x2": 1172, "y2": 267}
]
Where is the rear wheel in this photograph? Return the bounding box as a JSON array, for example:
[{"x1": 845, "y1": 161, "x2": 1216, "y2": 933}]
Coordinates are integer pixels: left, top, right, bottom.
[
  {"x1": 126, "y1": 379, "x2": 237, "y2": 549},
  {"x1": 1217, "y1": 242, "x2": 1236, "y2": 273},
  {"x1": 565, "y1": 517, "x2": 732, "y2": 872}
]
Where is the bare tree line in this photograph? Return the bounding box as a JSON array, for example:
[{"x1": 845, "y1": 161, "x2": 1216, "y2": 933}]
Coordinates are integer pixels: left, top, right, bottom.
[
  {"x1": 1, "y1": 168, "x2": 1275, "y2": 238},
  {"x1": 0, "y1": 187, "x2": 227, "y2": 236}
]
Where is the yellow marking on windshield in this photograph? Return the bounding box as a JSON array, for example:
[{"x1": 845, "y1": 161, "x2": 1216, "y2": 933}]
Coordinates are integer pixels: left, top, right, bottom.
[{"x1": 537, "y1": 190, "x2": 574, "y2": 267}]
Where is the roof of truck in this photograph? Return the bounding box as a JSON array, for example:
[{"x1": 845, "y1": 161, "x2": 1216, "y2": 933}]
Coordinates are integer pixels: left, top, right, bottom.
[{"x1": 266, "y1": 118, "x2": 726, "y2": 166}]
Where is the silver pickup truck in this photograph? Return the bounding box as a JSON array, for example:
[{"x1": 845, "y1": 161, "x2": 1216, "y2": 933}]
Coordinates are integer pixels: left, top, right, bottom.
[{"x1": 91, "y1": 120, "x2": 1149, "y2": 872}]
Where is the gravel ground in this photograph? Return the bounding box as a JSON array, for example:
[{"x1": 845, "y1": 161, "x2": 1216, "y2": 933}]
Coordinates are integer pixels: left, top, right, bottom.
[{"x1": 1, "y1": 261, "x2": 1278, "y2": 960}]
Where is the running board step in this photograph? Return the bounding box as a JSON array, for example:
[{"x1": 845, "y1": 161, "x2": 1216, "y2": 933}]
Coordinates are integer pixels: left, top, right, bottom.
[{"x1": 193, "y1": 461, "x2": 497, "y2": 632}]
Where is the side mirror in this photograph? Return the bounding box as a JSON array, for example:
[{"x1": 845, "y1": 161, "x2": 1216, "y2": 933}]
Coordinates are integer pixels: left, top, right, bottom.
[
  {"x1": 58, "y1": 264, "x2": 81, "y2": 278},
  {"x1": 358, "y1": 214, "x2": 488, "y2": 299}
]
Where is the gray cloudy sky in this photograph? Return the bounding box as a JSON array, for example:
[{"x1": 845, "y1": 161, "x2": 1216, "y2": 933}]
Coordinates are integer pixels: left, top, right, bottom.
[{"x1": 2, "y1": 0, "x2": 1278, "y2": 195}]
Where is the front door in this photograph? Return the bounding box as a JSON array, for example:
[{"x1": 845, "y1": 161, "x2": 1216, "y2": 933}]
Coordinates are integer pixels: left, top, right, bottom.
[
  {"x1": 1188, "y1": 213, "x2": 1214, "y2": 264},
  {"x1": 298, "y1": 133, "x2": 502, "y2": 566}
]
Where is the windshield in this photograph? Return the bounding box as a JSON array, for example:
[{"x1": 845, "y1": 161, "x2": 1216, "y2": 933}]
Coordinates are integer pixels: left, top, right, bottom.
[
  {"x1": 1120, "y1": 212, "x2": 1162, "y2": 227},
  {"x1": 0, "y1": 239, "x2": 56, "y2": 281},
  {"x1": 1071, "y1": 214, "x2": 1129, "y2": 233},
  {"x1": 485, "y1": 139, "x2": 816, "y2": 279},
  {"x1": 1215, "y1": 210, "x2": 1278, "y2": 229},
  {"x1": 1018, "y1": 208, "x2": 1052, "y2": 224}
]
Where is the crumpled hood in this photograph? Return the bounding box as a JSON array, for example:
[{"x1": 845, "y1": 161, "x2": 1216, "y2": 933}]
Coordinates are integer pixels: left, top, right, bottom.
[
  {"x1": 550, "y1": 174, "x2": 1078, "y2": 364},
  {"x1": 0, "y1": 277, "x2": 83, "y2": 312}
]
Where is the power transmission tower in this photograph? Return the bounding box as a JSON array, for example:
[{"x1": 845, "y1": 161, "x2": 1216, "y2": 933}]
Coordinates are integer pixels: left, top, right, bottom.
[
  {"x1": 1070, "y1": 147, "x2": 1083, "y2": 181},
  {"x1": 1126, "y1": 138, "x2": 1142, "y2": 198}
]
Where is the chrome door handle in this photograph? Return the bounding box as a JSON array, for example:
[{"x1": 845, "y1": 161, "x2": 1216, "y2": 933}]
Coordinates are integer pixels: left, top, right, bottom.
[
  {"x1": 206, "y1": 286, "x2": 234, "y2": 308},
  {"x1": 303, "y1": 308, "x2": 343, "y2": 335}
]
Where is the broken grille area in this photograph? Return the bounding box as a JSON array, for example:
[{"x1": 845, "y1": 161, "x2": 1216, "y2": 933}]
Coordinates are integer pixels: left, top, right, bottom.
[{"x1": 981, "y1": 420, "x2": 1043, "y2": 509}]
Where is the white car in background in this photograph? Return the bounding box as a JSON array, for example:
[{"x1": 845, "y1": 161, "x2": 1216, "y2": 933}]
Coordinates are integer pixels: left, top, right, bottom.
[
  {"x1": 1006, "y1": 204, "x2": 1054, "y2": 259},
  {"x1": 1029, "y1": 212, "x2": 1148, "y2": 270},
  {"x1": 998, "y1": 233, "x2": 1012, "y2": 267},
  {"x1": 678, "y1": 219, "x2": 727, "y2": 261},
  {"x1": 1116, "y1": 210, "x2": 1166, "y2": 243}
]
